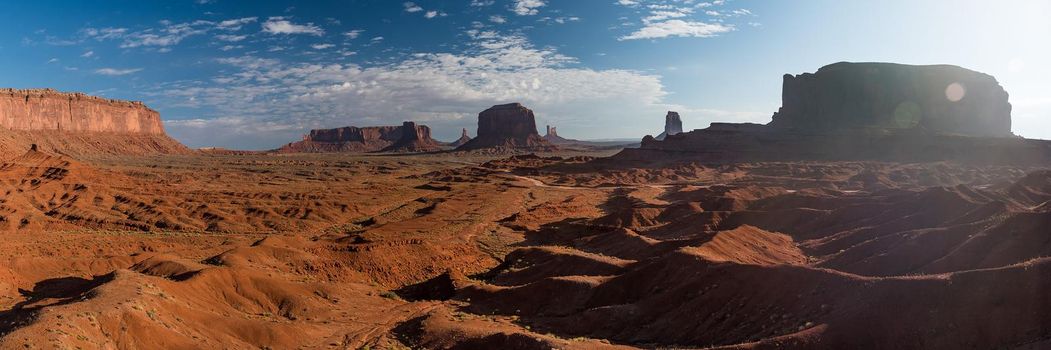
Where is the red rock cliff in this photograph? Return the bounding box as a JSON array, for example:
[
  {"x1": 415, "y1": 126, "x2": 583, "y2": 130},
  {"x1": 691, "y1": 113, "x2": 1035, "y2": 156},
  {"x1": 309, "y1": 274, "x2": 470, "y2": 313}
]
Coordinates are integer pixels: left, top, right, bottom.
[
  {"x1": 277, "y1": 122, "x2": 442, "y2": 153},
  {"x1": 0, "y1": 88, "x2": 166, "y2": 135}
]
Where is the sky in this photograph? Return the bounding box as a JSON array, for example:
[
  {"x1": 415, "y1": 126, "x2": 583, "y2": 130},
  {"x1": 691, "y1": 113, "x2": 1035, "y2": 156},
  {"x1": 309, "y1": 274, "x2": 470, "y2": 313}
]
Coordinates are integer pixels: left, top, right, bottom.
[{"x1": 1, "y1": 0, "x2": 1049, "y2": 149}]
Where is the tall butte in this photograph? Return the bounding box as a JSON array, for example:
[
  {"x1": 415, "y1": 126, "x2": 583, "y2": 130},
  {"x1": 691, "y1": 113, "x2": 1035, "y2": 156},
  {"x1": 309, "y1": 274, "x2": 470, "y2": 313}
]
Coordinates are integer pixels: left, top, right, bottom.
[
  {"x1": 0, "y1": 88, "x2": 188, "y2": 157},
  {"x1": 655, "y1": 111, "x2": 683, "y2": 140},
  {"x1": 449, "y1": 128, "x2": 472, "y2": 148},
  {"x1": 455, "y1": 103, "x2": 555, "y2": 152}
]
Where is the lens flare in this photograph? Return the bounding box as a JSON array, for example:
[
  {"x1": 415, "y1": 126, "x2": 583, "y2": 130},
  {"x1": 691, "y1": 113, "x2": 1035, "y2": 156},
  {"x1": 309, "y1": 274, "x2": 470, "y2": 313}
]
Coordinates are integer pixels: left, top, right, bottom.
[{"x1": 945, "y1": 82, "x2": 966, "y2": 102}]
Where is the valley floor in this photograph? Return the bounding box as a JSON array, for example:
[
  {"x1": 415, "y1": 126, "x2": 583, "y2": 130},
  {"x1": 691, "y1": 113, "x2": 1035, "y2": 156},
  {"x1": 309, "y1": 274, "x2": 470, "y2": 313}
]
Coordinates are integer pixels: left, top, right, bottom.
[{"x1": 0, "y1": 150, "x2": 1050, "y2": 349}]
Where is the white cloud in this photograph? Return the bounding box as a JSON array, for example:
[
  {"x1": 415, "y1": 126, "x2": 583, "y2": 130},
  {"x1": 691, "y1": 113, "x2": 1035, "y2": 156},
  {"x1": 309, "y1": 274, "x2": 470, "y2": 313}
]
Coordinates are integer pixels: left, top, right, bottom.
[
  {"x1": 216, "y1": 17, "x2": 257, "y2": 30},
  {"x1": 471, "y1": 0, "x2": 494, "y2": 6},
  {"x1": 425, "y1": 10, "x2": 441, "y2": 19},
  {"x1": 95, "y1": 68, "x2": 142, "y2": 76},
  {"x1": 512, "y1": 0, "x2": 546, "y2": 16},
  {"x1": 489, "y1": 15, "x2": 507, "y2": 23},
  {"x1": 120, "y1": 20, "x2": 214, "y2": 48},
  {"x1": 82, "y1": 27, "x2": 128, "y2": 40},
  {"x1": 47, "y1": 58, "x2": 59, "y2": 64},
  {"x1": 262, "y1": 17, "x2": 324, "y2": 36},
  {"x1": 343, "y1": 30, "x2": 364, "y2": 39},
  {"x1": 619, "y1": 19, "x2": 732, "y2": 40},
  {"x1": 311, "y1": 43, "x2": 334, "y2": 50},
  {"x1": 616, "y1": 1, "x2": 754, "y2": 40},
  {"x1": 215, "y1": 34, "x2": 247, "y2": 42},
  {"x1": 81, "y1": 50, "x2": 95, "y2": 58},
  {"x1": 403, "y1": 2, "x2": 423, "y2": 13}
]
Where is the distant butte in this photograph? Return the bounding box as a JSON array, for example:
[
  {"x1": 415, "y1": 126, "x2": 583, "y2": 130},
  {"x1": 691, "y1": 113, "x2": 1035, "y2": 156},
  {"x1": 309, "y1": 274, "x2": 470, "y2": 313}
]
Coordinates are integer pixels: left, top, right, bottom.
[
  {"x1": 770, "y1": 62, "x2": 1013, "y2": 137},
  {"x1": 381, "y1": 121, "x2": 442, "y2": 153},
  {"x1": 621, "y1": 62, "x2": 1050, "y2": 165},
  {"x1": 448, "y1": 128, "x2": 472, "y2": 148},
  {"x1": 655, "y1": 111, "x2": 683, "y2": 140},
  {"x1": 455, "y1": 103, "x2": 556, "y2": 152},
  {"x1": 277, "y1": 121, "x2": 442, "y2": 153}
]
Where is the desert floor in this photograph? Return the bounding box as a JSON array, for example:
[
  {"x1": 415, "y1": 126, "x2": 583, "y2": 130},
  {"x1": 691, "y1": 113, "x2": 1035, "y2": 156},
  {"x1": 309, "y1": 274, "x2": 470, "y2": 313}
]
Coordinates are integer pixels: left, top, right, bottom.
[{"x1": 1, "y1": 149, "x2": 1050, "y2": 349}]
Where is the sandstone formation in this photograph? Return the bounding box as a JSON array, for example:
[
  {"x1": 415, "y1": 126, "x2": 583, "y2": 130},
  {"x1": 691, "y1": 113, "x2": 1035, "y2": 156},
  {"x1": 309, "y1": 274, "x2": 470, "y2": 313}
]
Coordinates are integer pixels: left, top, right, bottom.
[
  {"x1": 542, "y1": 125, "x2": 571, "y2": 144},
  {"x1": 769, "y1": 62, "x2": 1013, "y2": 137},
  {"x1": 449, "y1": 128, "x2": 472, "y2": 148},
  {"x1": 455, "y1": 103, "x2": 555, "y2": 152},
  {"x1": 0, "y1": 88, "x2": 188, "y2": 157},
  {"x1": 655, "y1": 111, "x2": 683, "y2": 140},
  {"x1": 381, "y1": 121, "x2": 442, "y2": 152},
  {"x1": 1, "y1": 88, "x2": 165, "y2": 134},
  {"x1": 277, "y1": 122, "x2": 441, "y2": 153},
  {"x1": 619, "y1": 63, "x2": 1043, "y2": 165}
]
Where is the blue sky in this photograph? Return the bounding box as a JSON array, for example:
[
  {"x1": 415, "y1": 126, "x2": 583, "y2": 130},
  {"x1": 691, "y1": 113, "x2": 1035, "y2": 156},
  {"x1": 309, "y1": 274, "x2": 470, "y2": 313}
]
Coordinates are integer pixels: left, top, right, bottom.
[{"x1": 1, "y1": 0, "x2": 1049, "y2": 149}]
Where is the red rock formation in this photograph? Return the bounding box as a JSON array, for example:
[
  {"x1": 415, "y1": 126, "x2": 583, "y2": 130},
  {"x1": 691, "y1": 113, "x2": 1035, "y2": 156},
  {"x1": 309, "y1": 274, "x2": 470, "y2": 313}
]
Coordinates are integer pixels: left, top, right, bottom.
[
  {"x1": 543, "y1": 125, "x2": 568, "y2": 144},
  {"x1": 769, "y1": 62, "x2": 1012, "y2": 137},
  {"x1": 0, "y1": 88, "x2": 165, "y2": 134},
  {"x1": 278, "y1": 122, "x2": 441, "y2": 153},
  {"x1": 382, "y1": 121, "x2": 442, "y2": 152},
  {"x1": 616, "y1": 63, "x2": 1044, "y2": 165},
  {"x1": 655, "y1": 111, "x2": 682, "y2": 140},
  {"x1": 455, "y1": 103, "x2": 555, "y2": 152},
  {"x1": 449, "y1": 128, "x2": 472, "y2": 148},
  {"x1": 0, "y1": 88, "x2": 188, "y2": 157}
]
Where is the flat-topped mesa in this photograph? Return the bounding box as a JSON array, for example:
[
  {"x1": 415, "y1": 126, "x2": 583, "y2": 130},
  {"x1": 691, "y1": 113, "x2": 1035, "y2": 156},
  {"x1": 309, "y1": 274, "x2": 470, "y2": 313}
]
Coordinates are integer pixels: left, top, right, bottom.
[
  {"x1": 278, "y1": 121, "x2": 441, "y2": 153},
  {"x1": 769, "y1": 62, "x2": 1012, "y2": 137},
  {"x1": 616, "y1": 62, "x2": 1050, "y2": 165},
  {"x1": 0, "y1": 88, "x2": 165, "y2": 135},
  {"x1": 455, "y1": 103, "x2": 556, "y2": 151},
  {"x1": 655, "y1": 111, "x2": 683, "y2": 140}
]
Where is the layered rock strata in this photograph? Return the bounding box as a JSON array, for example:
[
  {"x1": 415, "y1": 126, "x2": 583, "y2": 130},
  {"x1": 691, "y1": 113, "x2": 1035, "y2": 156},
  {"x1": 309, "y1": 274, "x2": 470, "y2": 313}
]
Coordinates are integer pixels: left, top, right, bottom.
[{"x1": 455, "y1": 103, "x2": 555, "y2": 151}]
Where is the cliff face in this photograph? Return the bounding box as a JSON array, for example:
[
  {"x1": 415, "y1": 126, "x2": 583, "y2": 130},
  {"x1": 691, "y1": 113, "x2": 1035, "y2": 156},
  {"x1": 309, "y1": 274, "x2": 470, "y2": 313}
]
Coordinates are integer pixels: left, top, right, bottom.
[
  {"x1": 0, "y1": 88, "x2": 165, "y2": 135},
  {"x1": 0, "y1": 88, "x2": 188, "y2": 158},
  {"x1": 306, "y1": 126, "x2": 402, "y2": 144},
  {"x1": 769, "y1": 62, "x2": 1012, "y2": 137},
  {"x1": 456, "y1": 103, "x2": 555, "y2": 151},
  {"x1": 278, "y1": 122, "x2": 441, "y2": 153}
]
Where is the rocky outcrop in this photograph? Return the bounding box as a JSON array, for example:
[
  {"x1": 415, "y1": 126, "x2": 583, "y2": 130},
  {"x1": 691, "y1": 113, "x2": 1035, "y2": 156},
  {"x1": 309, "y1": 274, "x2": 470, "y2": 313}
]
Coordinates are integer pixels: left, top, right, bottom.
[
  {"x1": 278, "y1": 122, "x2": 441, "y2": 153},
  {"x1": 615, "y1": 63, "x2": 1046, "y2": 165},
  {"x1": 769, "y1": 62, "x2": 1012, "y2": 137},
  {"x1": 0, "y1": 88, "x2": 188, "y2": 157},
  {"x1": 655, "y1": 111, "x2": 683, "y2": 140},
  {"x1": 543, "y1": 125, "x2": 571, "y2": 144},
  {"x1": 624, "y1": 125, "x2": 1051, "y2": 165},
  {"x1": 0, "y1": 88, "x2": 165, "y2": 134},
  {"x1": 449, "y1": 128, "x2": 472, "y2": 148},
  {"x1": 455, "y1": 103, "x2": 555, "y2": 152},
  {"x1": 382, "y1": 121, "x2": 442, "y2": 152}
]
